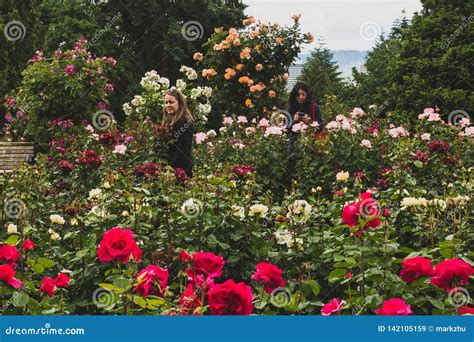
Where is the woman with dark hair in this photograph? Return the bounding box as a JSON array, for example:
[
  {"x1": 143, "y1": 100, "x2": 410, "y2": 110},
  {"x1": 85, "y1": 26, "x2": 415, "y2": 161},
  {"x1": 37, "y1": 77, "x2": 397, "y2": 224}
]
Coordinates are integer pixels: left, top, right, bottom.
[
  {"x1": 286, "y1": 82, "x2": 323, "y2": 181},
  {"x1": 162, "y1": 88, "x2": 194, "y2": 178},
  {"x1": 287, "y1": 81, "x2": 323, "y2": 129}
]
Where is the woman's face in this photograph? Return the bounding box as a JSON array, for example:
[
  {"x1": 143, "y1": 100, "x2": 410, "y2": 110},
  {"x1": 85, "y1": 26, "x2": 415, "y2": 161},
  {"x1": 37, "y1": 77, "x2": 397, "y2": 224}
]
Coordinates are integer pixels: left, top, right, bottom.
[
  {"x1": 164, "y1": 94, "x2": 179, "y2": 115},
  {"x1": 296, "y1": 89, "x2": 307, "y2": 104}
]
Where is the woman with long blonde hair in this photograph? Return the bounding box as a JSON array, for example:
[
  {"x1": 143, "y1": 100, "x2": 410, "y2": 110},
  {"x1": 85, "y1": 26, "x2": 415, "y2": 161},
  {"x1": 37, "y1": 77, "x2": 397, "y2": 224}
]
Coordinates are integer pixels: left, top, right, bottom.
[{"x1": 162, "y1": 88, "x2": 194, "y2": 178}]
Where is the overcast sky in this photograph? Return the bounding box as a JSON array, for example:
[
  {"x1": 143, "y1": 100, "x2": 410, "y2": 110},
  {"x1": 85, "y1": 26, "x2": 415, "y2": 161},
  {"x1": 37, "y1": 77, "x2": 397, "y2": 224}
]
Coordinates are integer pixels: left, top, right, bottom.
[{"x1": 243, "y1": 0, "x2": 423, "y2": 51}]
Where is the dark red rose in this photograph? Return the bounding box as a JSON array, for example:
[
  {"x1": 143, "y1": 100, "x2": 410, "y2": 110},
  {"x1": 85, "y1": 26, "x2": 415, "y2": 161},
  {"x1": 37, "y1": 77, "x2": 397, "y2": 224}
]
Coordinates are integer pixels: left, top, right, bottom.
[
  {"x1": 251, "y1": 262, "x2": 285, "y2": 294},
  {"x1": 54, "y1": 273, "x2": 70, "y2": 288},
  {"x1": 134, "y1": 265, "x2": 168, "y2": 297},
  {"x1": 428, "y1": 140, "x2": 450, "y2": 153},
  {"x1": 400, "y1": 256, "x2": 434, "y2": 283},
  {"x1": 173, "y1": 167, "x2": 188, "y2": 182},
  {"x1": 375, "y1": 178, "x2": 389, "y2": 189},
  {"x1": 411, "y1": 151, "x2": 428, "y2": 162},
  {"x1": 98, "y1": 131, "x2": 120, "y2": 146},
  {"x1": 0, "y1": 264, "x2": 23, "y2": 288},
  {"x1": 208, "y1": 279, "x2": 253, "y2": 315},
  {"x1": 375, "y1": 298, "x2": 413, "y2": 315},
  {"x1": 22, "y1": 239, "x2": 35, "y2": 251},
  {"x1": 39, "y1": 277, "x2": 56, "y2": 297},
  {"x1": 75, "y1": 150, "x2": 102, "y2": 168},
  {"x1": 133, "y1": 163, "x2": 162, "y2": 178},
  {"x1": 444, "y1": 155, "x2": 457, "y2": 165},
  {"x1": 321, "y1": 298, "x2": 346, "y2": 315},
  {"x1": 229, "y1": 164, "x2": 254, "y2": 177},
  {"x1": 97, "y1": 227, "x2": 142, "y2": 263},
  {"x1": 58, "y1": 159, "x2": 74, "y2": 172},
  {"x1": 430, "y1": 258, "x2": 474, "y2": 291},
  {"x1": 0, "y1": 245, "x2": 21, "y2": 263}
]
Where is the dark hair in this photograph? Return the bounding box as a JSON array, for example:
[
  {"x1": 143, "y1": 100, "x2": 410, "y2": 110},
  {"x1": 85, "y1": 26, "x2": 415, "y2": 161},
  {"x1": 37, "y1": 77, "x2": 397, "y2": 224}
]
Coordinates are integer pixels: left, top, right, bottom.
[{"x1": 288, "y1": 82, "x2": 313, "y2": 115}]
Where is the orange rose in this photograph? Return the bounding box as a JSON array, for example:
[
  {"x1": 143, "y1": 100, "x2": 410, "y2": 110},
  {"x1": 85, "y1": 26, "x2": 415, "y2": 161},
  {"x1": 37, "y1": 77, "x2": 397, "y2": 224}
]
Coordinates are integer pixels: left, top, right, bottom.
[
  {"x1": 255, "y1": 64, "x2": 263, "y2": 71},
  {"x1": 269, "y1": 90, "x2": 276, "y2": 97},
  {"x1": 245, "y1": 99, "x2": 254, "y2": 108},
  {"x1": 235, "y1": 64, "x2": 244, "y2": 71},
  {"x1": 193, "y1": 52, "x2": 203, "y2": 61},
  {"x1": 275, "y1": 37, "x2": 283, "y2": 44},
  {"x1": 202, "y1": 68, "x2": 217, "y2": 79},
  {"x1": 240, "y1": 47, "x2": 251, "y2": 60}
]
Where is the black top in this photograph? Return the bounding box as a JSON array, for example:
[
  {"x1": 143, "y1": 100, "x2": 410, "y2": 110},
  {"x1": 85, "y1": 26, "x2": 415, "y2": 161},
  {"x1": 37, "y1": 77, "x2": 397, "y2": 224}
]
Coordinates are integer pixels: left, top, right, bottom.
[
  {"x1": 167, "y1": 117, "x2": 194, "y2": 178},
  {"x1": 287, "y1": 101, "x2": 323, "y2": 130}
]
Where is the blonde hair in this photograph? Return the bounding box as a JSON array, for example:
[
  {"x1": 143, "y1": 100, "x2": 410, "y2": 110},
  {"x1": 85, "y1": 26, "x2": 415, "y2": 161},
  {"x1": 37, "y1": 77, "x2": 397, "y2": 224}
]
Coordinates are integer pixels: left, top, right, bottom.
[{"x1": 162, "y1": 88, "x2": 194, "y2": 126}]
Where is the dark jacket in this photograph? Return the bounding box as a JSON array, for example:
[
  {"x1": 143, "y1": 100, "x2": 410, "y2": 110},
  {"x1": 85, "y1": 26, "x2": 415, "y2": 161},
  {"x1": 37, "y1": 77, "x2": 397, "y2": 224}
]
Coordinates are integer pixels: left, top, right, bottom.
[
  {"x1": 167, "y1": 117, "x2": 194, "y2": 178},
  {"x1": 287, "y1": 102, "x2": 323, "y2": 154}
]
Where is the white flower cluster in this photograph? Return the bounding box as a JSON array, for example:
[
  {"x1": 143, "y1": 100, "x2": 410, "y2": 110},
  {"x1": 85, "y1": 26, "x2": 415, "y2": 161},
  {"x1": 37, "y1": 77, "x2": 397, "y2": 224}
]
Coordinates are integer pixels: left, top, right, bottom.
[
  {"x1": 140, "y1": 70, "x2": 170, "y2": 91},
  {"x1": 179, "y1": 65, "x2": 198, "y2": 80},
  {"x1": 287, "y1": 200, "x2": 312, "y2": 222},
  {"x1": 275, "y1": 229, "x2": 302, "y2": 248}
]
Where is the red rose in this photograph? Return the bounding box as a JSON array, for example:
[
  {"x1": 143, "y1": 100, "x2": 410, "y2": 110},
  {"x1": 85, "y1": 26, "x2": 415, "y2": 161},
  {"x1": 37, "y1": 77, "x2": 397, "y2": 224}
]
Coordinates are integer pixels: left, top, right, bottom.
[
  {"x1": 0, "y1": 264, "x2": 23, "y2": 288},
  {"x1": 190, "y1": 252, "x2": 225, "y2": 279},
  {"x1": 179, "y1": 283, "x2": 201, "y2": 310},
  {"x1": 97, "y1": 227, "x2": 142, "y2": 263},
  {"x1": 185, "y1": 270, "x2": 215, "y2": 294},
  {"x1": 342, "y1": 201, "x2": 359, "y2": 227},
  {"x1": 430, "y1": 258, "x2": 474, "y2": 291},
  {"x1": 375, "y1": 298, "x2": 413, "y2": 315},
  {"x1": 382, "y1": 207, "x2": 392, "y2": 217},
  {"x1": 321, "y1": 298, "x2": 346, "y2": 316},
  {"x1": 400, "y1": 256, "x2": 434, "y2": 283},
  {"x1": 208, "y1": 279, "x2": 253, "y2": 315},
  {"x1": 179, "y1": 250, "x2": 193, "y2": 262},
  {"x1": 341, "y1": 192, "x2": 380, "y2": 235},
  {"x1": 458, "y1": 306, "x2": 474, "y2": 315},
  {"x1": 0, "y1": 245, "x2": 21, "y2": 263},
  {"x1": 39, "y1": 277, "x2": 56, "y2": 297},
  {"x1": 22, "y1": 239, "x2": 35, "y2": 251},
  {"x1": 54, "y1": 273, "x2": 70, "y2": 288},
  {"x1": 251, "y1": 262, "x2": 285, "y2": 294},
  {"x1": 134, "y1": 265, "x2": 168, "y2": 297},
  {"x1": 345, "y1": 271, "x2": 352, "y2": 279}
]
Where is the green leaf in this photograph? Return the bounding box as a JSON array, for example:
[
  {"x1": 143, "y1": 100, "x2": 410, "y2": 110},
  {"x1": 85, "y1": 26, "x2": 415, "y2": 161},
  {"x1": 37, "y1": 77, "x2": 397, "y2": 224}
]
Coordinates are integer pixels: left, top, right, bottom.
[
  {"x1": 413, "y1": 160, "x2": 423, "y2": 168},
  {"x1": 11, "y1": 292, "x2": 30, "y2": 307},
  {"x1": 98, "y1": 283, "x2": 115, "y2": 291},
  {"x1": 427, "y1": 297, "x2": 445, "y2": 310},
  {"x1": 32, "y1": 263, "x2": 45, "y2": 273},
  {"x1": 133, "y1": 296, "x2": 147, "y2": 308},
  {"x1": 328, "y1": 269, "x2": 346, "y2": 283},
  {"x1": 5, "y1": 235, "x2": 20, "y2": 246},
  {"x1": 113, "y1": 277, "x2": 131, "y2": 289},
  {"x1": 37, "y1": 258, "x2": 56, "y2": 268}
]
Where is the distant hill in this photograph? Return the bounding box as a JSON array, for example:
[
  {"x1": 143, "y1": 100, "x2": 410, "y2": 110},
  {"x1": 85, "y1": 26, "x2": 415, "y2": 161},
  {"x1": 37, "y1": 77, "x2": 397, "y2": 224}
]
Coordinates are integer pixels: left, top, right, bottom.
[{"x1": 297, "y1": 50, "x2": 368, "y2": 80}]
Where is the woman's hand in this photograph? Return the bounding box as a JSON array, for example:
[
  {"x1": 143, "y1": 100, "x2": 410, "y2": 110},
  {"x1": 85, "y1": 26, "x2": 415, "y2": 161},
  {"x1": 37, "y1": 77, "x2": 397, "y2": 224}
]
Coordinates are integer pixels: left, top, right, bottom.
[
  {"x1": 293, "y1": 113, "x2": 300, "y2": 123},
  {"x1": 301, "y1": 115, "x2": 310, "y2": 124}
]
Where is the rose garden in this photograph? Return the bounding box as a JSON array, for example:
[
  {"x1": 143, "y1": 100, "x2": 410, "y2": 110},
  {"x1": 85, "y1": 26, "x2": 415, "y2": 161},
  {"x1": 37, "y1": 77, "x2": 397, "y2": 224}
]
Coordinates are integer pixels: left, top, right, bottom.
[{"x1": 0, "y1": 14, "x2": 473, "y2": 316}]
